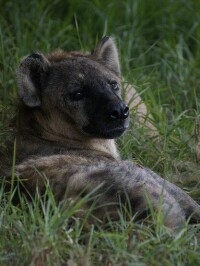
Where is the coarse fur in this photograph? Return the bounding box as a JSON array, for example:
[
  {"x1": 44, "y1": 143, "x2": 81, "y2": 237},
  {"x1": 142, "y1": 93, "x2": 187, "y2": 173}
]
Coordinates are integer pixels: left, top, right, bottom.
[{"x1": 1, "y1": 36, "x2": 200, "y2": 229}]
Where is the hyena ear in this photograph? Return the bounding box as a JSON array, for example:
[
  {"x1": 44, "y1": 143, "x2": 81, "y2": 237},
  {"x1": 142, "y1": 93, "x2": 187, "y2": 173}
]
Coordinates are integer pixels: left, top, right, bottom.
[
  {"x1": 17, "y1": 53, "x2": 50, "y2": 107},
  {"x1": 92, "y1": 36, "x2": 120, "y2": 76}
]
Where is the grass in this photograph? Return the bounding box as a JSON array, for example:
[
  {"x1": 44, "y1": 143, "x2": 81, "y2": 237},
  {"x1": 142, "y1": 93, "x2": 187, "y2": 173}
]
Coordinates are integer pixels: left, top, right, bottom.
[{"x1": 0, "y1": 0, "x2": 200, "y2": 265}]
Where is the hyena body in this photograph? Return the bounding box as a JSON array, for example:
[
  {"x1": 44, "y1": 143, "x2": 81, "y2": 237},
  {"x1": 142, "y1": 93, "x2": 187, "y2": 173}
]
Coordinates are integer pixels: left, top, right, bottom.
[{"x1": 2, "y1": 37, "x2": 200, "y2": 228}]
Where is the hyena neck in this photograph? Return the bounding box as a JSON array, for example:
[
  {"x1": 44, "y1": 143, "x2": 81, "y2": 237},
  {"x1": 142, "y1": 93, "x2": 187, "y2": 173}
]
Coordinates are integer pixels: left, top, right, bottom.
[
  {"x1": 86, "y1": 138, "x2": 120, "y2": 159},
  {"x1": 17, "y1": 105, "x2": 120, "y2": 160}
]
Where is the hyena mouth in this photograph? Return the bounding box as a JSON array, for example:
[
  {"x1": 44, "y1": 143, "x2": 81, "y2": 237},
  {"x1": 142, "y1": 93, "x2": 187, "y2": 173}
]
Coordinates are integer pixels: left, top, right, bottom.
[
  {"x1": 82, "y1": 124, "x2": 129, "y2": 139},
  {"x1": 102, "y1": 126, "x2": 128, "y2": 138}
]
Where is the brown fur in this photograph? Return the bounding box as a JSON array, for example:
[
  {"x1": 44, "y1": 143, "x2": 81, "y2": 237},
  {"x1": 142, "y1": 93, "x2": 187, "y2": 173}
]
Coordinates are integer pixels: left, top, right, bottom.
[{"x1": 1, "y1": 36, "x2": 200, "y2": 229}]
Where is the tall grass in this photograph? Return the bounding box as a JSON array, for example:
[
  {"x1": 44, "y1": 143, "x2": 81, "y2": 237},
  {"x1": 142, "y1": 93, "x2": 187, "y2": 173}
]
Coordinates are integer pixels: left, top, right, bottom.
[{"x1": 0, "y1": 0, "x2": 200, "y2": 264}]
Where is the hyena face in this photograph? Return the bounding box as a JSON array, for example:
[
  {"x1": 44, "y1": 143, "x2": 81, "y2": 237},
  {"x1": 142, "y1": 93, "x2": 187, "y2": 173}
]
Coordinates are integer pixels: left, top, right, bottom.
[{"x1": 18, "y1": 37, "x2": 129, "y2": 139}]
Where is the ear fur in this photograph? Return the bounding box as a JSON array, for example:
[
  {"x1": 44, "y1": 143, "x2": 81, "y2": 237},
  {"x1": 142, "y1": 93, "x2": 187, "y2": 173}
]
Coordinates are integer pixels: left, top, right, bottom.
[
  {"x1": 92, "y1": 36, "x2": 120, "y2": 76},
  {"x1": 17, "y1": 53, "x2": 50, "y2": 107}
]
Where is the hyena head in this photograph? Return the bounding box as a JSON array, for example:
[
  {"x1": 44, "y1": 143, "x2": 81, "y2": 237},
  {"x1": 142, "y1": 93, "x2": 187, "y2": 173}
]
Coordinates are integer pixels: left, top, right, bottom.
[{"x1": 17, "y1": 36, "x2": 129, "y2": 139}]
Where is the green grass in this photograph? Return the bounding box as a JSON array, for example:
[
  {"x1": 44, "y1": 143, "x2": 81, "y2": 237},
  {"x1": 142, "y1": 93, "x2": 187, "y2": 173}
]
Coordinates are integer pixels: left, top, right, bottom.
[{"x1": 0, "y1": 0, "x2": 200, "y2": 265}]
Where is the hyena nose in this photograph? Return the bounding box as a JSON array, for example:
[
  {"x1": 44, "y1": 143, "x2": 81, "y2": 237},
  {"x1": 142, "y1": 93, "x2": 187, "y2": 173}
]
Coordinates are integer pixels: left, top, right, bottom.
[{"x1": 110, "y1": 102, "x2": 129, "y2": 120}]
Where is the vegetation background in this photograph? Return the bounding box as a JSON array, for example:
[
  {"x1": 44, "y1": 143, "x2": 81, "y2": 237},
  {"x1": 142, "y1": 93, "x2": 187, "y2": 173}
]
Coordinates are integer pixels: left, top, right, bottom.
[{"x1": 0, "y1": 0, "x2": 200, "y2": 265}]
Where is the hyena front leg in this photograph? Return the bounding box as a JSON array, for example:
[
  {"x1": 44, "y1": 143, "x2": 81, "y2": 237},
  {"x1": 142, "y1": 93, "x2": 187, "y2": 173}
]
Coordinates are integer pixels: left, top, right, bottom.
[
  {"x1": 16, "y1": 157, "x2": 188, "y2": 228},
  {"x1": 87, "y1": 161, "x2": 186, "y2": 228},
  {"x1": 145, "y1": 168, "x2": 200, "y2": 223},
  {"x1": 67, "y1": 162, "x2": 185, "y2": 228}
]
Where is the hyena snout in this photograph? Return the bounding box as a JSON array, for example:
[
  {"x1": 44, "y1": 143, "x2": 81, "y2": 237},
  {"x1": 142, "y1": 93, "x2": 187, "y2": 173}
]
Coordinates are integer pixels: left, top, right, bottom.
[{"x1": 109, "y1": 102, "x2": 129, "y2": 121}]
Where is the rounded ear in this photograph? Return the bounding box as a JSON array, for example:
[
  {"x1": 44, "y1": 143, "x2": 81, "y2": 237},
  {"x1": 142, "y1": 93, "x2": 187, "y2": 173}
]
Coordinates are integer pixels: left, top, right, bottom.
[
  {"x1": 92, "y1": 36, "x2": 120, "y2": 76},
  {"x1": 17, "y1": 53, "x2": 50, "y2": 107}
]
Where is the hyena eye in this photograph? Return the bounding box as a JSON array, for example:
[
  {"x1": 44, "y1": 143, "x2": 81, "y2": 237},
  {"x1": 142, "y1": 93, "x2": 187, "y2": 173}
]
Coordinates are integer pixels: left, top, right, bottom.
[
  {"x1": 110, "y1": 81, "x2": 119, "y2": 91},
  {"x1": 69, "y1": 91, "x2": 84, "y2": 101}
]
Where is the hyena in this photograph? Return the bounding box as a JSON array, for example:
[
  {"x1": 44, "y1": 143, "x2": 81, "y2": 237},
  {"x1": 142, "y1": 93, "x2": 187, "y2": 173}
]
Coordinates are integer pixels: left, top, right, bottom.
[{"x1": 1, "y1": 36, "x2": 200, "y2": 228}]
